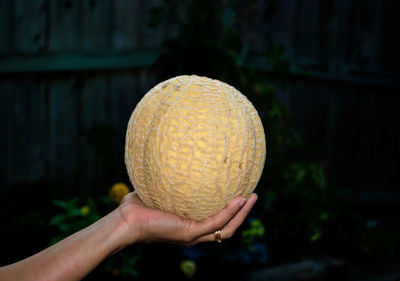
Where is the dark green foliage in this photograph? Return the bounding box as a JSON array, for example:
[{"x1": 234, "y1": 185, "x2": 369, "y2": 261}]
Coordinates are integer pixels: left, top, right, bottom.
[{"x1": 149, "y1": 0, "x2": 368, "y2": 265}]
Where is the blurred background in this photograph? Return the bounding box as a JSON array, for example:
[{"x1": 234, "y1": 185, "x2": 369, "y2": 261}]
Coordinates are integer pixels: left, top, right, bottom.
[{"x1": 0, "y1": 0, "x2": 399, "y2": 280}]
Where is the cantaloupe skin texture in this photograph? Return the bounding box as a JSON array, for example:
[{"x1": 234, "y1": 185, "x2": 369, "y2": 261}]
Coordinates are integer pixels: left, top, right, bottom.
[{"x1": 125, "y1": 75, "x2": 266, "y2": 221}]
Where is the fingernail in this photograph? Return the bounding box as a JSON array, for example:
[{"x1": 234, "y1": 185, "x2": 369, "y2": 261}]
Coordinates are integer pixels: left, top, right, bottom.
[{"x1": 240, "y1": 198, "x2": 247, "y2": 207}]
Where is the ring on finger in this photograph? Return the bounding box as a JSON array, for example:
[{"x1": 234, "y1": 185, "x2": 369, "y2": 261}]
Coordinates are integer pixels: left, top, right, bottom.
[{"x1": 213, "y1": 230, "x2": 222, "y2": 243}]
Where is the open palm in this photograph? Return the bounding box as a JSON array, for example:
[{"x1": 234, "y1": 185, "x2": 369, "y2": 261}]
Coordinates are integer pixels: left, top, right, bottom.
[{"x1": 117, "y1": 192, "x2": 258, "y2": 246}]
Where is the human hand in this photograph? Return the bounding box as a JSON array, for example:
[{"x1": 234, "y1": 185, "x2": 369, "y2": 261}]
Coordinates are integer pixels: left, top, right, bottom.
[{"x1": 116, "y1": 192, "x2": 258, "y2": 247}]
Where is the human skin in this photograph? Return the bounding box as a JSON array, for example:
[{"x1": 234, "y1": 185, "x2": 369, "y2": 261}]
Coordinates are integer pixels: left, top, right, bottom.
[{"x1": 0, "y1": 192, "x2": 258, "y2": 281}]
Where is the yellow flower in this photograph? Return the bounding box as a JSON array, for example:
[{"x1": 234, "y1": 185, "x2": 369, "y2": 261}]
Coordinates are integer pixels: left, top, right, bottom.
[
  {"x1": 80, "y1": 205, "x2": 90, "y2": 216},
  {"x1": 109, "y1": 182, "x2": 130, "y2": 203}
]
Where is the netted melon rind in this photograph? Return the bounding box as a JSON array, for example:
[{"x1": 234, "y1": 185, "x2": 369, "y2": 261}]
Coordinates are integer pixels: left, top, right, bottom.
[{"x1": 125, "y1": 75, "x2": 266, "y2": 221}]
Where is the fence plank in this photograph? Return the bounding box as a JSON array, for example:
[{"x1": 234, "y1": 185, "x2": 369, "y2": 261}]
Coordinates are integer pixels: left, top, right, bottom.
[
  {"x1": 289, "y1": 80, "x2": 312, "y2": 150},
  {"x1": 48, "y1": 0, "x2": 80, "y2": 51},
  {"x1": 79, "y1": 76, "x2": 109, "y2": 193},
  {"x1": 14, "y1": 0, "x2": 46, "y2": 53},
  {"x1": 323, "y1": 85, "x2": 340, "y2": 168},
  {"x1": 0, "y1": 80, "x2": 14, "y2": 186},
  {"x1": 374, "y1": 92, "x2": 400, "y2": 190},
  {"x1": 353, "y1": 88, "x2": 377, "y2": 189},
  {"x1": 315, "y1": 0, "x2": 336, "y2": 68},
  {"x1": 380, "y1": 1, "x2": 400, "y2": 73},
  {"x1": 289, "y1": 79, "x2": 332, "y2": 162},
  {"x1": 112, "y1": 0, "x2": 139, "y2": 49},
  {"x1": 138, "y1": 69, "x2": 157, "y2": 96},
  {"x1": 354, "y1": 88, "x2": 400, "y2": 191},
  {"x1": 110, "y1": 73, "x2": 139, "y2": 134},
  {"x1": 307, "y1": 80, "x2": 331, "y2": 161},
  {"x1": 82, "y1": 0, "x2": 110, "y2": 51},
  {"x1": 358, "y1": 0, "x2": 383, "y2": 71},
  {"x1": 266, "y1": 0, "x2": 297, "y2": 55},
  {"x1": 110, "y1": 73, "x2": 140, "y2": 181},
  {"x1": 136, "y1": 0, "x2": 164, "y2": 48},
  {"x1": 49, "y1": 77, "x2": 79, "y2": 188},
  {"x1": 81, "y1": 77, "x2": 108, "y2": 129},
  {"x1": 328, "y1": 85, "x2": 359, "y2": 188},
  {"x1": 292, "y1": 0, "x2": 319, "y2": 62},
  {"x1": 330, "y1": 0, "x2": 355, "y2": 70},
  {"x1": 0, "y1": 1, "x2": 13, "y2": 53},
  {"x1": 13, "y1": 78, "x2": 47, "y2": 182}
]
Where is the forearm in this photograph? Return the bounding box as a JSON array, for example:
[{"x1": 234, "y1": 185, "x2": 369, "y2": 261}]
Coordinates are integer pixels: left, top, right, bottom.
[{"x1": 0, "y1": 208, "x2": 127, "y2": 281}]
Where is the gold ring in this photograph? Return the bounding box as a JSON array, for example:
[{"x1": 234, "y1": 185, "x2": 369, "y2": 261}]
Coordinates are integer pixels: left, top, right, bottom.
[{"x1": 213, "y1": 230, "x2": 222, "y2": 243}]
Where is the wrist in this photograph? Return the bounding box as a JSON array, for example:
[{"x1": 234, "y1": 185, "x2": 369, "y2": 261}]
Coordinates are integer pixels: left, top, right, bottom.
[
  {"x1": 111, "y1": 204, "x2": 140, "y2": 249},
  {"x1": 88, "y1": 208, "x2": 133, "y2": 257}
]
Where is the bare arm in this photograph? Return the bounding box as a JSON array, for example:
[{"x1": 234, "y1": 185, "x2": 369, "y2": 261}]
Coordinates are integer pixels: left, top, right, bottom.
[
  {"x1": 0, "y1": 208, "x2": 123, "y2": 281},
  {"x1": 0, "y1": 192, "x2": 258, "y2": 281}
]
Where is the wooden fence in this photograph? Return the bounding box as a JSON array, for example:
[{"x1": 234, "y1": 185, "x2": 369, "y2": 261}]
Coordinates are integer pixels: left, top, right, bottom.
[{"x1": 0, "y1": 0, "x2": 399, "y2": 194}]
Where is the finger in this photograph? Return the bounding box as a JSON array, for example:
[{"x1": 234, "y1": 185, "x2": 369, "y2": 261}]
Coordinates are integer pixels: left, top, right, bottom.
[
  {"x1": 188, "y1": 195, "x2": 247, "y2": 239},
  {"x1": 120, "y1": 191, "x2": 141, "y2": 205},
  {"x1": 194, "y1": 193, "x2": 258, "y2": 243}
]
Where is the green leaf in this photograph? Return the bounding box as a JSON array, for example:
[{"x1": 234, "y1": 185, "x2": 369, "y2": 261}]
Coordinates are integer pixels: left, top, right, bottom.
[
  {"x1": 52, "y1": 200, "x2": 70, "y2": 209},
  {"x1": 319, "y1": 212, "x2": 329, "y2": 221},
  {"x1": 50, "y1": 214, "x2": 68, "y2": 225},
  {"x1": 294, "y1": 168, "x2": 306, "y2": 186},
  {"x1": 310, "y1": 231, "x2": 322, "y2": 242},
  {"x1": 310, "y1": 165, "x2": 326, "y2": 189}
]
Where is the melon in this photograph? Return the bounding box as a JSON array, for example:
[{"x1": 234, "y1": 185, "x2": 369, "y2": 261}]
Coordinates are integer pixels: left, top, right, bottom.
[{"x1": 125, "y1": 75, "x2": 266, "y2": 221}]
